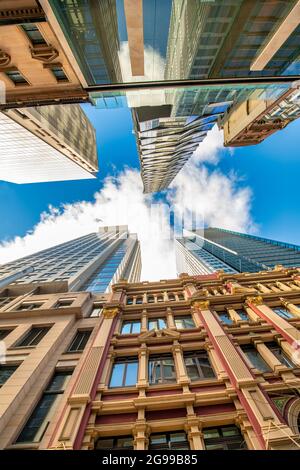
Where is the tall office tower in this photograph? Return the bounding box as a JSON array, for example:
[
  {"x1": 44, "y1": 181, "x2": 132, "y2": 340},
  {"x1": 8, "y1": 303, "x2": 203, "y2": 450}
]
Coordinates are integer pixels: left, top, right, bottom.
[
  {"x1": 0, "y1": 103, "x2": 98, "y2": 183},
  {"x1": 164, "y1": 1, "x2": 300, "y2": 119},
  {"x1": 176, "y1": 228, "x2": 300, "y2": 275},
  {"x1": 165, "y1": 1, "x2": 298, "y2": 81},
  {"x1": 132, "y1": 105, "x2": 226, "y2": 193},
  {"x1": 0, "y1": 226, "x2": 141, "y2": 293}
]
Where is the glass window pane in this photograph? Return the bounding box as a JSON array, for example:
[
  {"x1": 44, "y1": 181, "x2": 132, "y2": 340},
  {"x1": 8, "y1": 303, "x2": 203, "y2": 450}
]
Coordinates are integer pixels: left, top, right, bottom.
[
  {"x1": 158, "y1": 318, "x2": 166, "y2": 329},
  {"x1": 109, "y1": 363, "x2": 125, "y2": 387},
  {"x1": 124, "y1": 362, "x2": 138, "y2": 386},
  {"x1": 131, "y1": 322, "x2": 141, "y2": 334},
  {"x1": 121, "y1": 322, "x2": 131, "y2": 334}
]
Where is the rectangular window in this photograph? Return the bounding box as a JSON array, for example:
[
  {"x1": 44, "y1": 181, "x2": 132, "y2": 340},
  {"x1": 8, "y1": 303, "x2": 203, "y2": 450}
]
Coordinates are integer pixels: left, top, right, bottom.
[
  {"x1": 50, "y1": 65, "x2": 68, "y2": 82},
  {"x1": 67, "y1": 330, "x2": 91, "y2": 352},
  {"x1": 0, "y1": 329, "x2": 12, "y2": 341},
  {"x1": 203, "y1": 426, "x2": 246, "y2": 450},
  {"x1": 96, "y1": 436, "x2": 134, "y2": 450},
  {"x1": 17, "y1": 302, "x2": 44, "y2": 311},
  {"x1": 55, "y1": 299, "x2": 75, "y2": 308},
  {"x1": 0, "y1": 365, "x2": 18, "y2": 387},
  {"x1": 174, "y1": 316, "x2": 195, "y2": 329},
  {"x1": 217, "y1": 312, "x2": 233, "y2": 325},
  {"x1": 109, "y1": 357, "x2": 138, "y2": 388},
  {"x1": 267, "y1": 342, "x2": 294, "y2": 368},
  {"x1": 15, "y1": 326, "x2": 51, "y2": 348},
  {"x1": 273, "y1": 307, "x2": 294, "y2": 319},
  {"x1": 236, "y1": 309, "x2": 249, "y2": 321},
  {"x1": 90, "y1": 306, "x2": 102, "y2": 317},
  {"x1": 148, "y1": 318, "x2": 167, "y2": 330},
  {"x1": 148, "y1": 354, "x2": 176, "y2": 385},
  {"x1": 241, "y1": 345, "x2": 271, "y2": 372},
  {"x1": 16, "y1": 371, "x2": 72, "y2": 443},
  {"x1": 121, "y1": 321, "x2": 141, "y2": 334},
  {"x1": 21, "y1": 24, "x2": 47, "y2": 45},
  {"x1": 184, "y1": 352, "x2": 215, "y2": 381},
  {"x1": 4, "y1": 69, "x2": 28, "y2": 85},
  {"x1": 149, "y1": 432, "x2": 189, "y2": 450}
]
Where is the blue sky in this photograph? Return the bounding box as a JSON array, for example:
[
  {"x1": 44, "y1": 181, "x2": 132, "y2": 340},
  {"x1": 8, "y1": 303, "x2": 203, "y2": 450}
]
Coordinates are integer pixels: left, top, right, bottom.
[{"x1": 0, "y1": 102, "x2": 300, "y2": 250}]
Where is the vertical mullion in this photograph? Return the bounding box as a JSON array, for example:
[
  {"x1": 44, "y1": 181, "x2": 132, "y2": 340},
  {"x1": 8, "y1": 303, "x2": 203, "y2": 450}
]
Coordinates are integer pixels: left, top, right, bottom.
[
  {"x1": 123, "y1": 362, "x2": 128, "y2": 387},
  {"x1": 197, "y1": 355, "x2": 204, "y2": 379},
  {"x1": 29, "y1": 328, "x2": 41, "y2": 346}
]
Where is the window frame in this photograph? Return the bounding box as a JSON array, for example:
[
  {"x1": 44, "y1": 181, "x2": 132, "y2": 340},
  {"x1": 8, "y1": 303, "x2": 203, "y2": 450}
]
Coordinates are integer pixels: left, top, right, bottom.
[
  {"x1": 148, "y1": 317, "x2": 167, "y2": 331},
  {"x1": 203, "y1": 425, "x2": 246, "y2": 450},
  {"x1": 0, "y1": 364, "x2": 18, "y2": 388},
  {"x1": 14, "y1": 326, "x2": 51, "y2": 348},
  {"x1": 174, "y1": 315, "x2": 195, "y2": 329},
  {"x1": 183, "y1": 351, "x2": 215, "y2": 381},
  {"x1": 148, "y1": 354, "x2": 177, "y2": 385},
  {"x1": 16, "y1": 370, "x2": 72, "y2": 443},
  {"x1": 120, "y1": 320, "x2": 141, "y2": 335},
  {"x1": 149, "y1": 431, "x2": 190, "y2": 450},
  {"x1": 241, "y1": 344, "x2": 272, "y2": 372},
  {"x1": 66, "y1": 329, "x2": 92, "y2": 353},
  {"x1": 109, "y1": 357, "x2": 138, "y2": 388}
]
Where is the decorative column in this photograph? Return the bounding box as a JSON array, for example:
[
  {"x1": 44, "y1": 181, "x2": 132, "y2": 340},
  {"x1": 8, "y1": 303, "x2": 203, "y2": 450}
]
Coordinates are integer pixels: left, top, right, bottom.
[
  {"x1": 192, "y1": 300, "x2": 299, "y2": 450},
  {"x1": 244, "y1": 304, "x2": 261, "y2": 322},
  {"x1": 133, "y1": 409, "x2": 149, "y2": 450},
  {"x1": 254, "y1": 340, "x2": 285, "y2": 372},
  {"x1": 47, "y1": 307, "x2": 120, "y2": 450},
  {"x1": 280, "y1": 298, "x2": 300, "y2": 319},
  {"x1": 256, "y1": 283, "x2": 271, "y2": 294},
  {"x1": 137, "y1": 343, "x2": 148, "y2": 392},
  {"x1": 166, "y1": 307, "x2": 176, "y2": 329},
  {"x1": 172, "y1": 341, "x2": 190, "y2": 389},
  {"x1": 254, "y1": 340, "x2": 299, "y2": 386},
  {"x1": 184, "y1": 410, "x2": 204, "y2": 450},
  {"x1": 276, "y1": 281, "x2": 291, "y2": 292},
  {"x1": 227, "y1": 308, "x2": 241, "y2": 323},
  {"x1": 141, "y1": 309, "x2": 148, "y2": 332},
  {"x1": 246, "y1": 296, "x2": 300, "y2": 345}
]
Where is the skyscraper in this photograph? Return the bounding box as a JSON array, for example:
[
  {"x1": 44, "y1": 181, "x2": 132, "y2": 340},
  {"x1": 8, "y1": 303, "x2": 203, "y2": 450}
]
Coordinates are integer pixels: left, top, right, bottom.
[
  {"x1": 176, "y1": 227, "x2": 300, "y2": 275},
  {"x1": 0, "y1": 226, "x2": 141, "y2": 293},
  {"x1": 132, "y1": 104, "x2": 229, "y2": 193},
  {"x1": 0, "y1": 103, "x2": 98, "y2": 183}
]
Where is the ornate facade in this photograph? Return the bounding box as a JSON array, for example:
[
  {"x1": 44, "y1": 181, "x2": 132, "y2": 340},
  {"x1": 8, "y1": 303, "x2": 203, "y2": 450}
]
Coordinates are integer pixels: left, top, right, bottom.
[{"x1": 1, "y1": 268, "x2": 300, "y2": 450}]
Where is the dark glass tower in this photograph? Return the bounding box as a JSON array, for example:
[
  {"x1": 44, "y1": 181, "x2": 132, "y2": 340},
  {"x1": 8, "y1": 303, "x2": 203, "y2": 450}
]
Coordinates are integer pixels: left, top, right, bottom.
[
  {"x1": 176, "y1": 227, "x2": 300, "y2": 275},
  {"x1": 0, "y1": 226, "x2": 141, "y2": 293}
]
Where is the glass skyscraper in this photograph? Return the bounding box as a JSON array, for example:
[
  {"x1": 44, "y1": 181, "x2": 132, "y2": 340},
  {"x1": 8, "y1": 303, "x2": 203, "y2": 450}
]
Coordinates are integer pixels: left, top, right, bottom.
[
  {"x1": 0, "y1": 226, "x2": 141, "y2": 293},
  {"x1": 176, "y1": 227, "x2": 300, "y2": 275}
]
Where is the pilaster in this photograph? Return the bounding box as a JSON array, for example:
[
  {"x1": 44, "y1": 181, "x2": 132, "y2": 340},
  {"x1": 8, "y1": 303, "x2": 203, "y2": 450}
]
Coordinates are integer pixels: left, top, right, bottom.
[{"x1": 47, "y1": 307, "x2": 120, "y2": 450}]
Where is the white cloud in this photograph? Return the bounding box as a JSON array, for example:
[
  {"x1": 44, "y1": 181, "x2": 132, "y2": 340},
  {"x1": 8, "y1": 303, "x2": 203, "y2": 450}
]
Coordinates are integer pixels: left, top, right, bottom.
[
  {"x1": 192, "y1": 124, "x2": 224, "y2": 165},
  {"x1": 0, "y1": 127, "x2": 255, "y2": 281},
  {"x1": 118, "y1": 42, "x2": 167, "y2": 108}
]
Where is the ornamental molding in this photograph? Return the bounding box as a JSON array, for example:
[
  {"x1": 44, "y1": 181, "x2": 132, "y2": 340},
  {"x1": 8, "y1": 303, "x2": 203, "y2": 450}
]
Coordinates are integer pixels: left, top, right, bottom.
[
  {"x1": 31, "y1": 45, "x2": 59, "y2": 63},
  {"x1": 246, "y1": 296, "x2": 264, "y2": 306},
  {"x1": 138, "y1": 328, "x2": 180, "y2": 343},
  {"x1": 0, "y1": 49, "x2": 11, "y2": 67},
  {"x1": 192, "y1": 300, "x2": 210, "y2": 310},
  {"x1": 101, "y1": 308, "x2": 119, "y2": 319}
]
